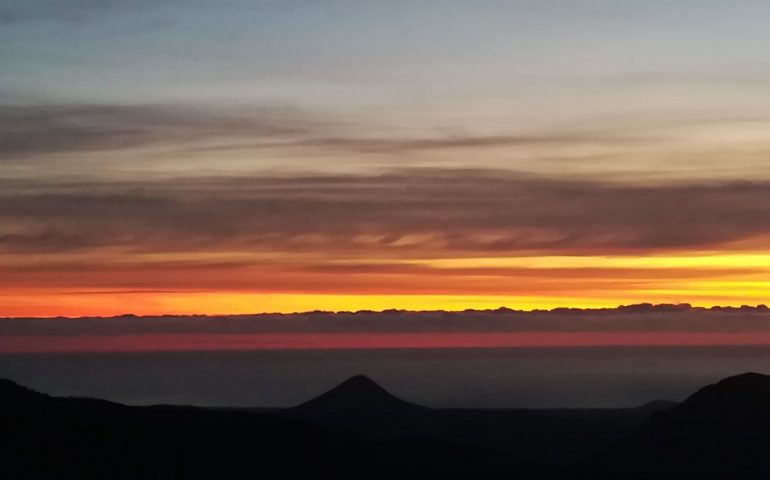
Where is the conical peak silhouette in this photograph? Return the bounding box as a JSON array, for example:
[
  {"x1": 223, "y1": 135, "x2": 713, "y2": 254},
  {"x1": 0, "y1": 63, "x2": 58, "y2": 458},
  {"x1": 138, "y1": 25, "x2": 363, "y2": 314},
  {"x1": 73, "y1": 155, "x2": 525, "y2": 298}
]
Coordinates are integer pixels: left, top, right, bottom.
[
  {"x1": 296, "y1": 375, "x2": 424, "y2": 411},
  {"x1": 335, "y1": 375, "x2": 388, "y2": 392}
]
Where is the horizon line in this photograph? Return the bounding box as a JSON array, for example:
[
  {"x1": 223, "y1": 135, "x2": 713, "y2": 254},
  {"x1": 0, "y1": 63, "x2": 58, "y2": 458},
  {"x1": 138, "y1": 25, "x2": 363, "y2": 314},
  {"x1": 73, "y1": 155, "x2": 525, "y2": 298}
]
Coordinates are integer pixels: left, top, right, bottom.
[{"x1": 3, "y1": 301, "x2": 769, "y2": 320}]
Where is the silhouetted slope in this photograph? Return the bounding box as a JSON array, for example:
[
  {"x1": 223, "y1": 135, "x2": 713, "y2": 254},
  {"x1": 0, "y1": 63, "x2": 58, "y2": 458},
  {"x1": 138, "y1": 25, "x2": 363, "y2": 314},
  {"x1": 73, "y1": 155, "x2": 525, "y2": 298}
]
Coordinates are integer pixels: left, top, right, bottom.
[
  {"x1": 604, "y1": 372, "x2": 770, "y2": 479},
  {"x1": 0, "y1": 378, "x2": 50, "y2": 406},
  {"x1": 632, "y1": 399, "x2": 678, "y2": 414},
  {"x1": 0, "y1": 377, "x2": 128, "y2": 416}
]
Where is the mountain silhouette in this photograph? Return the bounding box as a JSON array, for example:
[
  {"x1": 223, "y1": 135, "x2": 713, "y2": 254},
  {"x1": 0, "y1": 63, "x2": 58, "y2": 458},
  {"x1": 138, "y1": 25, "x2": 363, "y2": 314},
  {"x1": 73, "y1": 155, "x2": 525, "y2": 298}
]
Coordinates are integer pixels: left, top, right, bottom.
[
  {"x1": 4, "y1": 373, "x2": 770, "y2": 479},
  {"x1": 604, "y1": 372, "x2": 770, "y2": 479},
  {"x1": 294, "y1": 375, "x2": 426, "y2": 413},
  {"x1": 0, "y1": 375, "x2": 543, "y2": 479}
]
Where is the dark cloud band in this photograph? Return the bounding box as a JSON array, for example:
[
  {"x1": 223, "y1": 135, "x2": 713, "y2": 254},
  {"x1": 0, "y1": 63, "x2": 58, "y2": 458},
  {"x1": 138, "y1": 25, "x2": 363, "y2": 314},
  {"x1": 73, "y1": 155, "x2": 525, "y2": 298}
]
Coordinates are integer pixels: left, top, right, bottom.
[{"x1": 1, "y1": 170, "x2": 769, "y2": 255}]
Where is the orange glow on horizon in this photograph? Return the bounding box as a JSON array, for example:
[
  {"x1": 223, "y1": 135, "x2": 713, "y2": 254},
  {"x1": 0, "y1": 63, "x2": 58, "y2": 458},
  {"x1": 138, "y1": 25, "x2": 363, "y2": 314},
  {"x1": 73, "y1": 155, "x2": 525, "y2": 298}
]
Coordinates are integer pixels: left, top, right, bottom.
[
  {"x1": 1, "y1": 290, "x2": 768, "y2": 318},
  {"x1": 1, "y1": 252, "x2": 768, "y2": 318}
]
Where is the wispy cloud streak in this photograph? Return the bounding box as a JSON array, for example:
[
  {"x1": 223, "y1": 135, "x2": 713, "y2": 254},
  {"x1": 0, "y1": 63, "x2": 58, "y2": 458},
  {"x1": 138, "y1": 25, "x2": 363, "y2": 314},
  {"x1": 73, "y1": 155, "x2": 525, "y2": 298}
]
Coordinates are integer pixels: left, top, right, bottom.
[{"x1": 1, "y1": 171, "x2": 770, "y2": 255}]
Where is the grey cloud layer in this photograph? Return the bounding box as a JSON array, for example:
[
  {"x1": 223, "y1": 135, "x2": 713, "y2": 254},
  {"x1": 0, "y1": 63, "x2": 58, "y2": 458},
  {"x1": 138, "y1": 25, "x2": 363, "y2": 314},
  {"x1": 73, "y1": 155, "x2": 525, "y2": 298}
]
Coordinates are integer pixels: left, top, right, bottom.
[
  {"x1": 1, "y1": 170, "x2": 770, "y2": 255},
  {"x1": 0, "y1": 104, "x2": 319, "y2": 159},
  {"x1": 0, "y1": 102, "x2": 656, "y2": 161}
]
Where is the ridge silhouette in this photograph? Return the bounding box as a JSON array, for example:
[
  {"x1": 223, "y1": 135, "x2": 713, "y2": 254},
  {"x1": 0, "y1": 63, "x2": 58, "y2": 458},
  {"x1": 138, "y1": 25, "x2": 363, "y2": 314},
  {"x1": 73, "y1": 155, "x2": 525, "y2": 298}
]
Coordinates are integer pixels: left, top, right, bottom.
[
  {"x1": 0, "y1": 378, "x2": 51, "y2": 407},
  {"x1": 3, "y1": 373, "x2": 770, "y2": 479}
]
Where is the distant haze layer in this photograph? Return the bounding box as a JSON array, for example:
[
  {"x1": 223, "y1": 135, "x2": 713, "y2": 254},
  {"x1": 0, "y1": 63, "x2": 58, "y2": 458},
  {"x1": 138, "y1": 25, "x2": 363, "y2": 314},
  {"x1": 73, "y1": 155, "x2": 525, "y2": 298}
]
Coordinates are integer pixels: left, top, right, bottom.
[
  {"x1": 2, "y1": 346, "x2": 770, "y2": 408},
  {"x1": 3, "y1": 304, "x2": 770, "y2": 353}
]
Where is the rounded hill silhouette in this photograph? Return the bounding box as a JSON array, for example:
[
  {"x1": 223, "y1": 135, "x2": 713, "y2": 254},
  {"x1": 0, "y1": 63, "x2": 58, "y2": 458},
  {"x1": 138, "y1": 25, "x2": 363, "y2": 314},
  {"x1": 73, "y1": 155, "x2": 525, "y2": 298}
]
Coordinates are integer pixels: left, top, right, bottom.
[
  {"x1": 606, "y1": 372, "x2": 770, "y2": 479},
  {"x1": 681, "y1": 372, "x2": 770, "y2": 409}
]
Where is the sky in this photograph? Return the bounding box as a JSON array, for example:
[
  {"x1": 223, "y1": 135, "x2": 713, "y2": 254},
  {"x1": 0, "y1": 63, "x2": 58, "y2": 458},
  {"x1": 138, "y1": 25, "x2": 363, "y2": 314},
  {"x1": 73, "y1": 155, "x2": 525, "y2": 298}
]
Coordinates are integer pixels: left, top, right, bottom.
[{"x1": 2, "y1": 0, "x2": 770, "y2": 317}]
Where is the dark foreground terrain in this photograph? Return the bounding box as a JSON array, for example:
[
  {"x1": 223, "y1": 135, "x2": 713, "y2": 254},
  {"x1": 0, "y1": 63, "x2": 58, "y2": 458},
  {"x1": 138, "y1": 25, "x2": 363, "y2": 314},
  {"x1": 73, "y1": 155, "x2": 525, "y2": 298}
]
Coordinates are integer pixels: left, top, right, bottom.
[{"x1": 2, "y1": 372, "x2": 769, "y2": 479}]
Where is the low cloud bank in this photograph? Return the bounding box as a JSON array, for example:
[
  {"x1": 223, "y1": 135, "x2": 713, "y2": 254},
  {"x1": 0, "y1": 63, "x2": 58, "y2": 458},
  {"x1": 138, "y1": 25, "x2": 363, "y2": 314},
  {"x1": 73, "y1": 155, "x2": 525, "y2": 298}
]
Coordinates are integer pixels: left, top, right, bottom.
[{"x1": 2, "y1": 304, "x2": 770, "y2": 338}]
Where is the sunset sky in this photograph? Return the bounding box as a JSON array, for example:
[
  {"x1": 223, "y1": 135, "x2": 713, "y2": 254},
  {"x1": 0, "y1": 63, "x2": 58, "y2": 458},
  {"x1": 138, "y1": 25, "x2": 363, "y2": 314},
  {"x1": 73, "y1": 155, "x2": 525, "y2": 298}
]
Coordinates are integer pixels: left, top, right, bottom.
[{"x1": 2, "y1": 0, "x2": 770, "y2": 318}]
